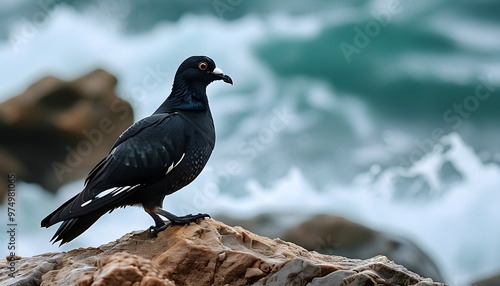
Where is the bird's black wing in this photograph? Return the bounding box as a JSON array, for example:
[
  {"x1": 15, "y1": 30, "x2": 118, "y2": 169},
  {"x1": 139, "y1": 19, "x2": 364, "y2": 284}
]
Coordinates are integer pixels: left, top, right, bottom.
[
  {"x1": 85, "y1": 111, "x2": 180, "y2": 187},
  {"x1": 42, "y1": 113, "x2": 186, "y2": 227}
]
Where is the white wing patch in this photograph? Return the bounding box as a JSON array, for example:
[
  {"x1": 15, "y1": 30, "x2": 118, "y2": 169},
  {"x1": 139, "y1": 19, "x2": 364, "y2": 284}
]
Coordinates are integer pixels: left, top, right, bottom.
[
  {"x1": 112, "y1": 187, "x2": 130, "y2": 197},
  {"x1": 95, "y1": 187, "x2": 120, "y2": 199},
  {"x1": 80, "y1": 184, "x2": 140, "y2": 208},
  {"x1": 81, "y1": 200, "x2": 92, "y2": 207},
  {"x1": 166, "y1": 153, "x2": 185, "y2": 175}
]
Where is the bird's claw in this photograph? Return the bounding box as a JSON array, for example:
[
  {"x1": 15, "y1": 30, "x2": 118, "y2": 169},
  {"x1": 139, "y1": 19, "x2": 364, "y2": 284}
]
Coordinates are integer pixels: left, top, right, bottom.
[
  {"x1": 149, "y1": 213, "x2": 209, "y2": 237},
  {"x1": 149, "y1": 224, "x2": 168, "y2": 237},
  {"x1": 170, "y1": 213, "x2": 210, "y2": 226}
]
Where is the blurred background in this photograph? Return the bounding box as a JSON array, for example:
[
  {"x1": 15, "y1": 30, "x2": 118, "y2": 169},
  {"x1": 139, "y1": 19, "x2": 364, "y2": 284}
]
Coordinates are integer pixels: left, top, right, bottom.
[{"x1": 1, "y1": 0, "x2": 499, "y2": 284}]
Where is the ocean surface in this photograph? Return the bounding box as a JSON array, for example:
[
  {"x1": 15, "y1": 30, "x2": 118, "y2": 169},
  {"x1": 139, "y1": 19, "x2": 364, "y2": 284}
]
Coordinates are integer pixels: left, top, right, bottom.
[{"x1": 0, "y1": 0, "x2": 499, "y2": 284}]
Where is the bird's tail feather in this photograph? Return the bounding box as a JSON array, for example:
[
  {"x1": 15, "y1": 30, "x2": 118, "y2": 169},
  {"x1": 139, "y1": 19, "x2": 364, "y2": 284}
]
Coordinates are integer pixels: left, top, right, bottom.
[
  {"x1": 41, "y1": 193, "x2": 79, "y2": 228},
  {"x1": 51, "y1": 214, "x2": 103, "y2": 245}
]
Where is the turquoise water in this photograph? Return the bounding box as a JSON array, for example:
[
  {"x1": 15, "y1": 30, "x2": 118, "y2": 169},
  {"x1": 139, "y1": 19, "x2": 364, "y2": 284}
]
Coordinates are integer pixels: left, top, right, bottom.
[{"x1": 0, "y1": 1, "x2": 499, "y2": 284}]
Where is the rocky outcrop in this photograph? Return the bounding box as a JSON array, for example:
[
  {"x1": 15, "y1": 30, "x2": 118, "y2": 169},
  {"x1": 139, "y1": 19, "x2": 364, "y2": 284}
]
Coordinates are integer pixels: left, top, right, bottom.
[
  {"x1": 0, "y1": 69, "x2": 133, "y2": 198},
  {"x1": 0, "y1": 219, "x2": 444, "y2": 285},
  {"x1": 282, "y1": 215, "x2": 443, "y2": 282},
  {"x1": 220, "y1": 214, "x2": 443, "y2": 283}
]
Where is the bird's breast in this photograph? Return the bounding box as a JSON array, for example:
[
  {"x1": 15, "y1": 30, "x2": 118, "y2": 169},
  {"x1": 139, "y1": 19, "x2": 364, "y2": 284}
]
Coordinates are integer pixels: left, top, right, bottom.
[
  {"x1": 163, "y1": 111, "x2": 215, "y2": 193},
  {"x1": 164, "y1": 144, "x2": 212, "y2": 194}
]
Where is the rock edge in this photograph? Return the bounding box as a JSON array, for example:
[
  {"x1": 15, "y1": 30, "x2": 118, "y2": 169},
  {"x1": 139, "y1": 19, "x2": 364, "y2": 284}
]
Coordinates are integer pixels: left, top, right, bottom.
[{"x1": 0, "y1": 219, "x2": 445, "y2": 286}]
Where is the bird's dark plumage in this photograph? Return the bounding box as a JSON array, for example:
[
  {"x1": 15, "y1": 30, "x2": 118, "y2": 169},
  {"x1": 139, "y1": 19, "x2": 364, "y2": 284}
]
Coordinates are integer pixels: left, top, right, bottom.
[{"x1": 41, "y1": 56, "x2": 232, "y2": 244}]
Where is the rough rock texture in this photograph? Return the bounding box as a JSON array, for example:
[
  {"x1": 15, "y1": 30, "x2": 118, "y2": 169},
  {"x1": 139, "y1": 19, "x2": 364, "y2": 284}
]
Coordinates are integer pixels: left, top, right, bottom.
[
  {"x1": 89, "y1": 252, "x2": 175, "y2": 286},
  {"x1": 220, "y1": 214, "x2": 443, "y2": 282},
  {"x1": 0, "y1": 219, "x2": 444, "y2": 286},
  {"x1": 0, "y1": 69, "x2": 133, "y2": 198},
  {"x1": 282, "y1": 215, "x2": 443, "y2": 282}
]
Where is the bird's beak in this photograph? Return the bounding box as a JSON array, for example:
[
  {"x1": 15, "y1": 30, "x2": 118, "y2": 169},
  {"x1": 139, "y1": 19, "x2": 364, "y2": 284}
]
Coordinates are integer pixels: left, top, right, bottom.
[{"x1": 211, "y1": 67, "x2": 233, "y2": 85}]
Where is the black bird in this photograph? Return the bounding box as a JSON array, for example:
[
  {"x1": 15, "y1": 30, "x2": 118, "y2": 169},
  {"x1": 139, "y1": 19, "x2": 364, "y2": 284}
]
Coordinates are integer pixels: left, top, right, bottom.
[{"x1": 41, "y1": 56, "x2": 232, "y2": 245}]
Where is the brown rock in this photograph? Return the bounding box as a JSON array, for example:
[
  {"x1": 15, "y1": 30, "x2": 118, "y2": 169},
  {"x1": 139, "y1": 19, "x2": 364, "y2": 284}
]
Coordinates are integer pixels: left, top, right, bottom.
[
  {"x1": 220, "y1": 214, "x2": 444, "y2": 282},
  {"x1": 0, "y1": 69, "x2": 133, "y2": 198},
  {"x1": 91, "y1": 252, "x2": 174, "y2": 286},
  {"x1": 282, "y1": 215, "x2": 444, "y2": 282},
  {"x1": 0, "y1": 219, "x2": 444, "y2": 286}
]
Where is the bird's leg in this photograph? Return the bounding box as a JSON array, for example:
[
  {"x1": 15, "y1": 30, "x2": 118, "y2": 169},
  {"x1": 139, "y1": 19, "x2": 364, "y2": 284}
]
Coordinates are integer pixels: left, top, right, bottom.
[
  {"x1": 156, "y1": 208, "x2": 210, "y2": 226},
  {"x1": 147, "y1": 211, "x2": 169, "y2": 236}
]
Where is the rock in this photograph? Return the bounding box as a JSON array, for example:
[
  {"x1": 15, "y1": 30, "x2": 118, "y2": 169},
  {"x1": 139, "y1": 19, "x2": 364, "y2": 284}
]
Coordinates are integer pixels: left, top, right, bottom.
[
  {"x1": 473, "y1": 273, "x2": 500, "y2": 286},
  {"x1": 91, "y1": 252, "x2": 175, "y2": 286},
  {"x1": 219, "y1": 214, "x2": 443, "y2": 282},
  {"x1": 217, "y1": 213, "x2": 291, "y2": 238},
  {"x1": 282, "y1": 215, "x2": 444, "y2": 283},
  {"x1": 0, "y1": 219, "x2": 444, "y2": 285},
  {"x1": 0, "y1": 69, "x2": 133, "y2": 198}
]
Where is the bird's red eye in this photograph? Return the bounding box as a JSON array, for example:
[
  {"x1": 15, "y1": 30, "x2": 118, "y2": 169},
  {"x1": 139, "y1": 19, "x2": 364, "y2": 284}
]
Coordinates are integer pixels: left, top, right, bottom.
[{"x1": 198, "y1": 61, "x2": 208, "y2": 71}]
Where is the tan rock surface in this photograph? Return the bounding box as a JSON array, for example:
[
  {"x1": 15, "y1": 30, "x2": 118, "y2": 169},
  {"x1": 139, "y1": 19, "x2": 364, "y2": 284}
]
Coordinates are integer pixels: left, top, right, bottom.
[
  {"x1": 283, "y1": 215, "x2": 443, "y2": 282},
  {"x1": 0, "y1": 219, "x2": 444, "y2": 286},
  {"x1": 220, "y1": 214, "x2": 444, "y2": 282}
]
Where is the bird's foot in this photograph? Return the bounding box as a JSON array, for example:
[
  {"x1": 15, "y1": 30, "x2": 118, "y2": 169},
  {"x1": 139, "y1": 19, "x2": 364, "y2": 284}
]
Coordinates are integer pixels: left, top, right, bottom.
[
  {"x1": 148, "y1": 213, "x2": 210, "y2": 237},
  {"x1": 149, "y1": 224, "x2": 169, "y2": 237},
  {"x1": 169, "y1": 213, "x2": 210, "y2": 226}
]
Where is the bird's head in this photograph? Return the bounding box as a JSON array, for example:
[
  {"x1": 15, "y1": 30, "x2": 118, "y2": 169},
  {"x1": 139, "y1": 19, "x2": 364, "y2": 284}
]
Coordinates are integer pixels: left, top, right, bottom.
[
  {"x1": 175, "y1": 56, "x2": 233, "y2": 87},
  {"x1": 164, "y1": 56, "x2": 232, "y2": 112}
]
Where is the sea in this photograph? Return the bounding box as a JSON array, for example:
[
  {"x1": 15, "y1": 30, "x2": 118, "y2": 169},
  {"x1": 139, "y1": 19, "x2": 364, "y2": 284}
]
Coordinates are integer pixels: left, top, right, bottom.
[{"x1": 0, "y1": 1, "x2": 499, "y2": 285}]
